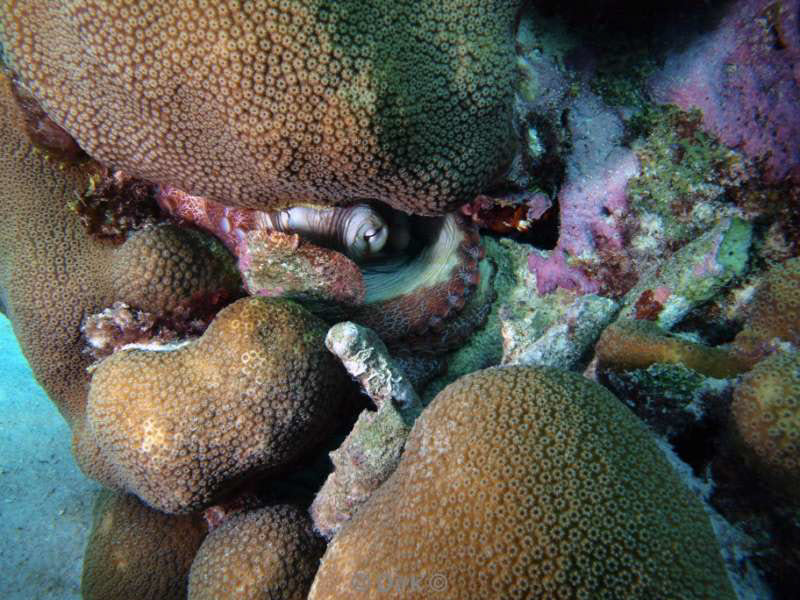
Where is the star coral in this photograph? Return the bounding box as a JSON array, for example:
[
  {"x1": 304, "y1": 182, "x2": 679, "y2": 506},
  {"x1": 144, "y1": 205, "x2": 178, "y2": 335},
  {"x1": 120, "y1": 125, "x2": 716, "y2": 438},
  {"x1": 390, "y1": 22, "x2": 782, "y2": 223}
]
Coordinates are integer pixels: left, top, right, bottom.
[
  {"x1": 0, "y1": 0, "x2": 519, "y2": 215},
  {"x1": 309, "y1": 366, "x2": 734, "y2": 599},
  {"x1": 80, "y1": 297, "x2": 347, "y2": 513},
  {"x1": 82, "y1": 489, "x2": 207, "y2": 600},
  {"x1": 0, "y1": 69, "x2": 243, "y2": 428},
  {"x1": 733, "y1": 256, "x2": 800, "y2": 366},
  {"x1": 0, "y1": 71, "x2": 115, "y2": 424},
  {"x1": 111, "y1": 223, "x2": 241, "y2": 317},
  {"x1": 188, "y1": 504, "x2": 324, "y2": 600},
  {"x1": 731, "y1": 350, "x2": 800, "y2": 501}
]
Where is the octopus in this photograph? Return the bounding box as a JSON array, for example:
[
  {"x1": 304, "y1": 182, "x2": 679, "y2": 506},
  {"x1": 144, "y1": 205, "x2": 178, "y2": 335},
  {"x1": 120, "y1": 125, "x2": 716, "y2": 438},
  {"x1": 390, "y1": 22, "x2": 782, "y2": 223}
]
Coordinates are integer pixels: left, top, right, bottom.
[
  {"x1": 156, "y1": 187, "x2": 494, "y2": 353},
  {"x1": 4, "y1": 74, "x2": 494, "y2": 354}
]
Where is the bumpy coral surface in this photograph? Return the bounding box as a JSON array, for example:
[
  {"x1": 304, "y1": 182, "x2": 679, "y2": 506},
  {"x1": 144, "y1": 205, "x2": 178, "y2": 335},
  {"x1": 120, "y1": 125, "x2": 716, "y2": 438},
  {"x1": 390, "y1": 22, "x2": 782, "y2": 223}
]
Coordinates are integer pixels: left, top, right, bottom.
[
  {"x1": 309, "y1": 366, "x2": 734, "y2": 599},
  {"x1": 597, "y1": 319, "x2": 749, "y2": 379},
  {"x1": 0, "y1": 71, "x2": 114, "y2": 424},
  {"x1": 1, "y1": 69, "x2": 243, "y2": 428},
  {"x1": 734, "y1": 256, "x2": 800, "y2": 366},
  {"x1": 188, "y1": 504, "x2": 324, "y2": 600},
  {"x1": 111, "y1": 223, "x2": 240, "y2": 316},
  {"x1": 82, "y1": 297, "x2": 346, "y2": 513},
  {"x1": 732, "y1": 350, "x2": 800, "y2": 500},
  {"x1": 1, "y1": 0, "x2": 519, "y2": 215},
  {"x1": 82, "y1": 489, "x2": 207, "y2": 600}
]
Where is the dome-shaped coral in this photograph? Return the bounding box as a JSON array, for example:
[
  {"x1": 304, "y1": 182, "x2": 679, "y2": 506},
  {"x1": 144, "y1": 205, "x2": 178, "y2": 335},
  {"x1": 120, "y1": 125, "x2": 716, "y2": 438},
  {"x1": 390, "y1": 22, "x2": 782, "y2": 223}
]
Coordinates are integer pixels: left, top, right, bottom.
[
  {"x1": 733, "y1": 257, "x2": 800, "y2": 366},
  {"x1": 188, "y1": 504, "x2": 324, "y2": 600},
  {"x1": 1, "y1": 0, "x2": 520, "y2": 215},
  {"x1": 81, "y1": 297, "x2": 347, "y2": 513},
  {"x1": 82, "y1": 489, "x2": 207, "y2": 600},
  {"x1": 0, "y1": 71, "x2": 242, "y2": 425},
  {"x1": 111, "y1": 223, "x2": 240, "y2": 316},
  {"x1": 0, "y1": 71, "x2": 114, "y2": 424},
  {"x1": 731, "y1": 350, "x2": 800, "y2": 500},
  {"x1": 309, "y1": 366, "x2": 734, "y2": 599}
]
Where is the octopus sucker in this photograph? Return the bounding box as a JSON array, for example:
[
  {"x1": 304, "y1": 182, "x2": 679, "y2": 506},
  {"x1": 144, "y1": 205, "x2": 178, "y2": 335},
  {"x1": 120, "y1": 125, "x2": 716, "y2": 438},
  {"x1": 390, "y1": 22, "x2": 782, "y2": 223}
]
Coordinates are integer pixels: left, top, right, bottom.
[
  {"x1": 156, "y1": 188, "x2": 491, "y2": 350},
  {"x1": 254, "y1": 204, "x2": 390, "y2": 262},
  {"x1": 156, "y1": 187, "x2": 392, "y2": 262},
  {"x1": 352, "y1": 214, "x2": 486, "y2": 345}
]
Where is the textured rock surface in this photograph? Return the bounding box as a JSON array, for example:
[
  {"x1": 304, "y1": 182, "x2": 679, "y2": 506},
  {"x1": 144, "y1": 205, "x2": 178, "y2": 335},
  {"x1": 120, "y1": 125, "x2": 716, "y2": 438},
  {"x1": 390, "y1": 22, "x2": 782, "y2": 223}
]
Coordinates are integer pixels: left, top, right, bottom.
[
  {"x1": 312, "y1": 322, "x2": 421, "y2": 539},
  {"x1": 504, "y1": 292, "x2": 618, "y2": 368},
  {"x1": 81, "y1": 490, "x2": 207, "y2": 600},
  {"x1": 1, "y1": 0, "x2": 519, "y2": 215},
  {"x1": 188, "y1": 504, "x2": 324, "y2": 600},
  {"x1": 618, "y1": 217, "x2": 752, "y2": 329},
  {"x1": 310, "y1": 366, "x2": 734, "y2": 599},
  {"x1": 239, "y1": 228, "x2": 365, "y2": 314},
  {"x1": 81, "y1": 297, "x2": 346, "y2": 513},
  {"x1": 600, "y1": 363, "x2": 734, "y2": 440}
]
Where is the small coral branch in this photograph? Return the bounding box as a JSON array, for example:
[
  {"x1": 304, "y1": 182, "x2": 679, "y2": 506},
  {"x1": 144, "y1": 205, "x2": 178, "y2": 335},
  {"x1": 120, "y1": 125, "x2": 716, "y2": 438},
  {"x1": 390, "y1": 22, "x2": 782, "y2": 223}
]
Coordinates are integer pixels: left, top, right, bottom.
[
  {"x1": 311, "y1": 322, "x2": 422, "y2": 539},
  {"x1": 324, "y1": 322, "x2": 421, "y2": 417}
]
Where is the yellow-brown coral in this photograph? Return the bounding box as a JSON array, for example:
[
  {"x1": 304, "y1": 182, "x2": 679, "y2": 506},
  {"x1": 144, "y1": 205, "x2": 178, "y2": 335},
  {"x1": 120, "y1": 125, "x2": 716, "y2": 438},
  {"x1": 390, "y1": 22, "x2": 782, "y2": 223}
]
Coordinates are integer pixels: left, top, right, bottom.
[
  {"x1": 82, "y1": 489, "x2": 207, "y2": 600},
  {"x1": 81, "y1": 297, "x2": 346, "y2": 513},
  {"x1": 309, "y1": 366, "x2": 734, "y2": 599},
  {"x1": 596, "y1": 319, "x2": 749, "y2": 379},
  {"x1": 733, "y1": 256, "x2": 800, "y2": 366},
  {"x1": 111, "y1": 223, "x2": 240, "y2": 316},
  {"x1": 188, "y1": 504, "x2": 324, "y2": 600},
  {"x1": 731, "y1": 350, "x2": 800, "y2": 500},
  {"x1": 1, "y1": 0, "x2": 519, "y2": 215},
  {"x1": 0, "y1": 71, "x2": 113, "y2": 424},
  {"x1": 0, "y1": 70, "x2": 242, "y2": 427}
]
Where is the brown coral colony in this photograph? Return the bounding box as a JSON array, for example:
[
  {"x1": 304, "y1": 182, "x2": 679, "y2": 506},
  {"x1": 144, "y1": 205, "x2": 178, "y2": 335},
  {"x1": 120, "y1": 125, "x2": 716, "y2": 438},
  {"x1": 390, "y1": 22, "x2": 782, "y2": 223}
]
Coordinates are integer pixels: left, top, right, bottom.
[
  {"x1": 8, "y1": 0, "x2": 791, "y2": 599},
  {"x1": 0, "y1": 0, "x2": 525, "y2": 596}
]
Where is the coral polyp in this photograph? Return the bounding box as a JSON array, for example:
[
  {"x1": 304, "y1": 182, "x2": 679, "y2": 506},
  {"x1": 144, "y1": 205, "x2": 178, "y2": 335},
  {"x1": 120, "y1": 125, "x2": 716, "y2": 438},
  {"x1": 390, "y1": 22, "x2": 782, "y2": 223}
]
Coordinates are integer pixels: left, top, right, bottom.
[{"x1": 1, "y1": 0, "x2": 520, "y2": 215}]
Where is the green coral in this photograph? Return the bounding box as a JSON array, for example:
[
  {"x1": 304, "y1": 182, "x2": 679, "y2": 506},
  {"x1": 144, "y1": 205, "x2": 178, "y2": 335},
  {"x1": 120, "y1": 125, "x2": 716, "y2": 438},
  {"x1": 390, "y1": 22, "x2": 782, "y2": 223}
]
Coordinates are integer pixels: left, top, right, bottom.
[
  {"x1": 627, "y1": 106, "x2": 747, "y2": 246},
  {"x1": 619, "y1": 217, "x2": 752, "y2": 328}
]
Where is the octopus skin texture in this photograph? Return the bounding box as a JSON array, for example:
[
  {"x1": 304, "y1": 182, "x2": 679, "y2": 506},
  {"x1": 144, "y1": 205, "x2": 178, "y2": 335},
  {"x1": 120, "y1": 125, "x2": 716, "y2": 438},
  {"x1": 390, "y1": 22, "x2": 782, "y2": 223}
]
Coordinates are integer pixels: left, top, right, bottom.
[
  {"x1": 0, "y1": 0, "x2": 520, "y2": 215},
  {"x1": 158, "y1": 190, "x2": 494, "y2": 353}
]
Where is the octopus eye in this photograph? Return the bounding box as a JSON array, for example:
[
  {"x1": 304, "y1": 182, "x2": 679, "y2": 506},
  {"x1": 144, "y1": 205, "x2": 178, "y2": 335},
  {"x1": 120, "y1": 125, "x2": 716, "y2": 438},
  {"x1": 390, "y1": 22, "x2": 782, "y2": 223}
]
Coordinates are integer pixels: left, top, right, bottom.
[
  {"x1": 363, "y1": 224, "x2": 387, "y2": 252},
  {"x1": 346, "y1": 210, "x2": 388, "y2": 261}
]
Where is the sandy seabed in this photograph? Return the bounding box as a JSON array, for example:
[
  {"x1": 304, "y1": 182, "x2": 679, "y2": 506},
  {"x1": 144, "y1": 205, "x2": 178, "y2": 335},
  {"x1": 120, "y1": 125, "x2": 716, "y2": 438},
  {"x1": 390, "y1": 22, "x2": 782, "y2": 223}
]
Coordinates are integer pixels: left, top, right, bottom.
[{"x1": 0, "y1": 315, "x2": 99, "y2": 599}]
